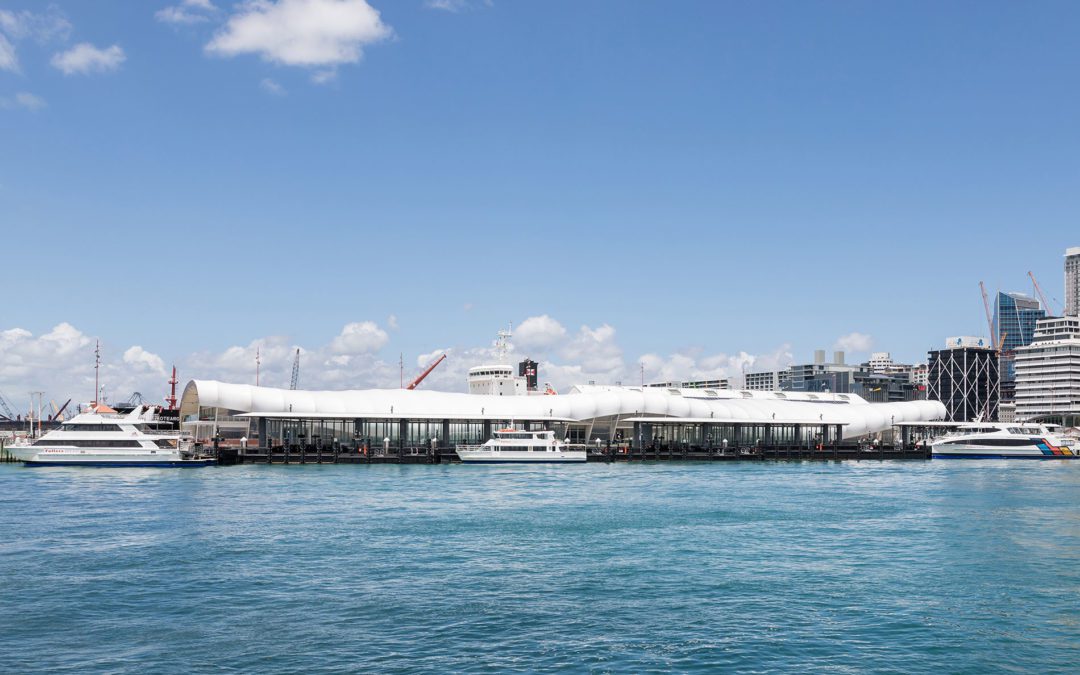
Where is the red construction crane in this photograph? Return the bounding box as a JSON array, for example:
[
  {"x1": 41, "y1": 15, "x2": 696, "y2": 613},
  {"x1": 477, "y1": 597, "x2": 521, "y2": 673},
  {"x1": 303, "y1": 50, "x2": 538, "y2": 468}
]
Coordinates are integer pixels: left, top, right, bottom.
[
  {"x1": 1028, "y1": 271, "x2": 1057, "y2": 315},
  {"x1": 406, "y1": 353, "x2": 446, "y2": 390}
]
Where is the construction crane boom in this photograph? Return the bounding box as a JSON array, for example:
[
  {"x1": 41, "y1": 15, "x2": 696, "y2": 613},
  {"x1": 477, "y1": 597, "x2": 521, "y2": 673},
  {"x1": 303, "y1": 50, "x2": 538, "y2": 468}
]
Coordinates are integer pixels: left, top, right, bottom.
[
  {"x1": 50, "y1": 398, "x2": 71, "y2": 422},
  {"x1": 407, "y1": 353, "x2": 446, "y2": 390},
  {"x1": 979, "y1": 281, "x2": 996, "y2": 344},
  {"x1": 1028, "y1": 271, "x2": 1056, "y2": 315},
  {"x1": 290, "y1": 349, "x2": 300, "y2": 390},
  {"x1": 0, "y1": 391, "x2": 15, "y2": 420}
]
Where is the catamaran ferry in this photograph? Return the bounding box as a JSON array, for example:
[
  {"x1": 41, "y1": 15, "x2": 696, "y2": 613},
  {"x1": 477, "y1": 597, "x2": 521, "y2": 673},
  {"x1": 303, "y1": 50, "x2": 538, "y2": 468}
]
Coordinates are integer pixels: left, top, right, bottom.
[
  {"x1": 457, "y1": 428, "x2": 586, "y2": 463},
  {"x1": 8, "y1": 404, "x2": 215, "y2": 467},
  {"x1": 930, "y1": 422, "x2": 1078, "y2": 459}
]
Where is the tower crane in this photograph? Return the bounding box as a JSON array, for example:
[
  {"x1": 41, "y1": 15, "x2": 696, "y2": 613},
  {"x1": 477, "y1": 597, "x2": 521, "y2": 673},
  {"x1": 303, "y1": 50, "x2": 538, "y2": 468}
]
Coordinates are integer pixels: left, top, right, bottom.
[
  {"x1": 290, "y1": 349, "x2": 301, "y2": 390},
  {"x1": 980, "y1": 281, "x2": 1006, "y2": 352},
  {"x1": 1028, "y1": 271, "x2": 1059, "y2": 316}
]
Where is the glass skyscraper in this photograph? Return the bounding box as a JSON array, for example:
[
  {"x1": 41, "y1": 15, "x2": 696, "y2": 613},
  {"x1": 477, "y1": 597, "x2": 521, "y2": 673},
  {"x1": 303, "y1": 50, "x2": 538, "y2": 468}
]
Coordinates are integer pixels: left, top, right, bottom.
[{"x1": 995, "y1": 291, "x2": 1046, "y2": 387}]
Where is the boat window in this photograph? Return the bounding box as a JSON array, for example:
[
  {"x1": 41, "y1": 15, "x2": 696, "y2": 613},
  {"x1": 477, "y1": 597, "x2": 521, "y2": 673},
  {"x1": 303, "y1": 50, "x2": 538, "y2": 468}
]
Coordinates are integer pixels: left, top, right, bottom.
[
  {"x1": 33, "y1": 439, "x2": 144, "y2": 448},
  {"x1": 773, "y1": 393, "x2": 787, "y2": 399},
  {"x1": 59, "y1": 424, "x2": 123, "y2": 432}
]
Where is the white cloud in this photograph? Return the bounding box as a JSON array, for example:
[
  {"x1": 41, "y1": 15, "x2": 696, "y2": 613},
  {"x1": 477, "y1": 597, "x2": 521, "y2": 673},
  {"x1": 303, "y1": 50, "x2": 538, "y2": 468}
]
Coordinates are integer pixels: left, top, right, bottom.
[
  {"x1": 123, "y1": 346, "x2": 167, "y2": 375},
  {"x1": 206, "y1": 0, "x2": 392, "y2": 68},
  {"x1": 0, "y1": 6, "x2": 72, "y2": 43},
  {"x1": 14, "y1": 92, "x2": 46, "y2": 110},
  {"x1": 0, "y1": 6, "x2": 72, "y2": 73},
  {"x1": 311, "y1": 68, "x2": 337, "y2": 84},
  {"x1": 0, "y1": 317, "x2": 804, "y2": 411},
  {"x1": 514, "y1": 315, "x2": 566, "y2": 350},
  {"x1": 1, "y1": 92, "x2": 47, "y2": 111},
  {"x1": 560, "y1": 324, "x2": 623, "y2": 375},
  {"x1": 0, "y1": 34, "x2": 16, "y2": 72},
  {"x1": 387, "y1": 314, "x2": 399, "y2": 330},
  {"x1": 156, "y1": 0, "x2": 218, "y2": 25},
  {"x1": 330, "y1": 321, "x2": 389, "y2": 354},
  {"x1": 260, "y1": 77, "x2": 286, "y2": 95},
  {"x1": 51, "y1": 43, "x2": 125, "y2": 75},
  {"x1": 424, "y1": 0, "x2": 491, "y2": 11},
  {"x1": 834, "y1": 332, "x2": 873, "y2": 354}
]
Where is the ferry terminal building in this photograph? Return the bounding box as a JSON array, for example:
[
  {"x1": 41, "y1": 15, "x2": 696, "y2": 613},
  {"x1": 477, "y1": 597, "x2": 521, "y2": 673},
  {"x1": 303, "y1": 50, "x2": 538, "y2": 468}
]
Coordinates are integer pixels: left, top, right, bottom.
[{"x1": 179, "y1": 380, "x2": 947, "y2": 454}]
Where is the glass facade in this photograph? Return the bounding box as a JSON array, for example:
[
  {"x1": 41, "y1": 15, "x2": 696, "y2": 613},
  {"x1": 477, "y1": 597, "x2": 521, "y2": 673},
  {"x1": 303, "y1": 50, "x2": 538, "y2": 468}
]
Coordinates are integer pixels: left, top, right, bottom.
[{"x1": 995, "y1": 291, "x2": 1045, "y2": 383}]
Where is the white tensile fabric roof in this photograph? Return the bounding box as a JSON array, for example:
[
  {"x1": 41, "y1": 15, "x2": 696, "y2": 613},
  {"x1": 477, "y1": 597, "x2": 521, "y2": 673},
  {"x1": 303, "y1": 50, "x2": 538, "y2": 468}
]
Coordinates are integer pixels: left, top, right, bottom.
[{"x1": 182, "y1": 380, "x2": 947, "y2": 439}]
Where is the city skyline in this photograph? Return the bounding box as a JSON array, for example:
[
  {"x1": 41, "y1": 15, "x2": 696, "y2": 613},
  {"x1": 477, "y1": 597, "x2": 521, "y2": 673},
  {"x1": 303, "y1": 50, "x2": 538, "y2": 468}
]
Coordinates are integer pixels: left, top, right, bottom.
[{"x1": 3, "y1": 1, "x2": 1079, "y2": 407}]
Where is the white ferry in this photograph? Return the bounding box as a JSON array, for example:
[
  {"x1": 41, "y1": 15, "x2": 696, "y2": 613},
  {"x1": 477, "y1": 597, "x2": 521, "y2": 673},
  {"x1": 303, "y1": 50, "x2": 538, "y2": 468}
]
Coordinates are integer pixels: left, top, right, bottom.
[
  {"x1": 930, "y1": 422, "x2": 1078, "y2": 459},
  {"x1": 457, "y1": 428, "x2": 586, "y2": 463},
  {"x1": 7, "y1": 404, "x2": 216, "y2": 467}
]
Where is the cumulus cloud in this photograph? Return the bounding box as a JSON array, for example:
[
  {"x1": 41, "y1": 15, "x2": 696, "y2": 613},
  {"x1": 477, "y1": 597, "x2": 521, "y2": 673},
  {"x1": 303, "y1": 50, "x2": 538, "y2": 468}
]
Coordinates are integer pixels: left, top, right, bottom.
[
  {"x1": 0, "y1": 316, "x2": 803, "y2": 409},
  {"x1": 51, "y1": 43, "x2": 125, "y2": 75},
  {"x1": 514, "y1": 315, "x2": 566, "y2": 350},
  {"x1": 834, "y1": 332, "x2": 873, "y2": 354},
  {"x1": 123, "y1": 346, "x2": 167, "y2": 375},
  {"x1": 560, "y1": 324, "x2": 623, "y2": 375},
  {"x1": 206, "y1": 0, "x2": 392, "y2": 68},
  {"x1": 330, "y1": 321, "x2": 389, "y2": 354},
  {"x1": 387, "y1": 314, "x2": 399, "y2": 330},
  {"x1": 0, "y1": 92, "x2": 46, "y2": 111},
  {"x1": 156, "y1": 0, "x2": 219, "y2": 25}
]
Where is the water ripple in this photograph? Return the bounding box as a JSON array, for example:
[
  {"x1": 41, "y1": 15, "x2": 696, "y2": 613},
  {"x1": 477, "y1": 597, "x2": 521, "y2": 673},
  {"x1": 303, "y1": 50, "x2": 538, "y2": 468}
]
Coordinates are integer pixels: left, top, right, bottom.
[{"x1": 2, "y1": 461, "x2": 1079, "y2": 673}]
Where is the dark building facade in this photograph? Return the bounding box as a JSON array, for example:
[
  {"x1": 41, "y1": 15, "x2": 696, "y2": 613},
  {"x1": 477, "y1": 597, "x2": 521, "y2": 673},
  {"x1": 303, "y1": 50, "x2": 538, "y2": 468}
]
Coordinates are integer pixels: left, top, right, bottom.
[{"x1": 927, "y1": 338, "x2": 1000, "y2": 422}]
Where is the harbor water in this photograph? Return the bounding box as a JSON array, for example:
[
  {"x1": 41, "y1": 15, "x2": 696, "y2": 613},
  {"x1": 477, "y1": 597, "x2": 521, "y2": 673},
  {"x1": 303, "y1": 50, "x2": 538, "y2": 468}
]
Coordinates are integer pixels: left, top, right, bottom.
[{"x1": 2, "y1": 461, "x2": 1079, "y2": 673}]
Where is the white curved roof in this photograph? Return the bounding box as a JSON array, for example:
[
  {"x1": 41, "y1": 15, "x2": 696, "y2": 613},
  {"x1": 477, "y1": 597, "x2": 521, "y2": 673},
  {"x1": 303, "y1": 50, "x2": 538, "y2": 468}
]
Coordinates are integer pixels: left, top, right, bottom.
[{"x1": 181, "y1": 380, "x2": 946, "y2": 439}]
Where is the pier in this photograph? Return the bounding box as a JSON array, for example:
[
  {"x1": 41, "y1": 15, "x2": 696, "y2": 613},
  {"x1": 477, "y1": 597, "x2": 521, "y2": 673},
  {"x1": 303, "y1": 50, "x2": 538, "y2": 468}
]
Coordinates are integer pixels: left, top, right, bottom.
[{"x1": 222, "y1": 443, "x2": 929, "y2": 465}]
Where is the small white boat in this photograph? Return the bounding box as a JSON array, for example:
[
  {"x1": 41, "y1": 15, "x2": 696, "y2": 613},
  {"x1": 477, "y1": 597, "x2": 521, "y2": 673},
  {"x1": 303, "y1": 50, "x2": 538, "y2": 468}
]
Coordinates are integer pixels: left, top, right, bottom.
[
  {"x1": 457, "y1": 428, "x2": 586, "y2": 463},
  {"x1": 8, "y1": 404, "x2": 216, "y2": 467},
  {"x1": 931, "y1": 422, "x2": 1078, "y2": 459}
]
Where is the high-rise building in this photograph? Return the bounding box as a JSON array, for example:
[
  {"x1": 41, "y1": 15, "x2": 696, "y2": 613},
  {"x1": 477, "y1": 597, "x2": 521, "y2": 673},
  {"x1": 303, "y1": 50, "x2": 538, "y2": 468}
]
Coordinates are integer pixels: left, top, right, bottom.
[
  {"x1": 994, "y1": 292, "x2": 1045, "y2": 353},
  {"x1": 927, "y1": 337, "x2": 999, "y2": 422},
  {"x1": 1066, "y1": 247, "x2": 1080, "y2": 316},
  {"x1": 1014, "y1": 316, "x2": 1080, "y2": 425},
  {"x1": 994, "y1": 291, "x2": 1046, "y2": 402}
]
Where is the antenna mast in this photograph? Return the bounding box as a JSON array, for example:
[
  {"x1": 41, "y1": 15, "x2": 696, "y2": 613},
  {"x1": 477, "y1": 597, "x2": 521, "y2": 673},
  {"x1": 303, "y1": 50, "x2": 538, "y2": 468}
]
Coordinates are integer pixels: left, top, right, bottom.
[
  {"x1": 93, "y1": 340, "x2": 100, "y2": 406},
  {"x1": 494, "y1": 323, "x2": 513, "y2": 364},
  {"x1": 166, "y1": 366, "x2": 178, "y2": 410}
]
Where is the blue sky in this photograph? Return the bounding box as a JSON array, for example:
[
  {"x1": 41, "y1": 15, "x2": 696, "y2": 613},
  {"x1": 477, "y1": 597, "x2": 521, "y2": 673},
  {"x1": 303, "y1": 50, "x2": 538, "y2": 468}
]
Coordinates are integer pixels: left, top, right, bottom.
[{"x1": 1, "y1": 0, "x2": 1078, "y2": 405}]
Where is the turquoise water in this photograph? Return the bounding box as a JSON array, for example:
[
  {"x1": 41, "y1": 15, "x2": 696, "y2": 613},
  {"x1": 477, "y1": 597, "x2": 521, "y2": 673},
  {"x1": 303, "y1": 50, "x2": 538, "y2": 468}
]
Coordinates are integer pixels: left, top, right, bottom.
[{"x1": 2, "y1": 461, "x2": 1079, "y2": 673}]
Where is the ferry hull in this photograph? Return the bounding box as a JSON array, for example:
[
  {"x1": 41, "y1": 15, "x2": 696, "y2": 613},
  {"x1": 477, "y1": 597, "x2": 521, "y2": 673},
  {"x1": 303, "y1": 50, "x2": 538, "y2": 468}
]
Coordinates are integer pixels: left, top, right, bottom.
[
  {"x1": 23, "y1": 459, "x2": 217, "y2": 467},
  {"x1": 932, "y1": 439, "x2": 1078, "y2": 460},
  {"x1": 9, "y1": 446, "x2": 216, "y2": 467},
  {"x1": 457, "y1": 450, "x2": 586, "y2": 464}
]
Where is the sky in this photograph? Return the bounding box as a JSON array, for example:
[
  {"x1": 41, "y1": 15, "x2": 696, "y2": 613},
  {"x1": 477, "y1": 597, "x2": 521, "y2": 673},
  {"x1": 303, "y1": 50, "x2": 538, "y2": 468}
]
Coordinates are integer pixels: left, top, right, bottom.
[{"x1": 1, "y1": 0, "x2": 1078, "y2": 412}]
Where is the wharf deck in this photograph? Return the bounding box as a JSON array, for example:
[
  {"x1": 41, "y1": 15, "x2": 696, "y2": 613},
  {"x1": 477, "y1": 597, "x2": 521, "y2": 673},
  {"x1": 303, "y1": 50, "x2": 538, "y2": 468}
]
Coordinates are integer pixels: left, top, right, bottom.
[{"x1": 223, "y1": 445, "x2": 929, "y2": 465}]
